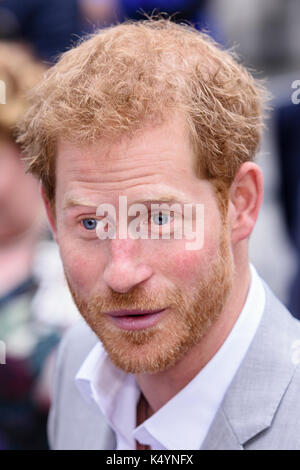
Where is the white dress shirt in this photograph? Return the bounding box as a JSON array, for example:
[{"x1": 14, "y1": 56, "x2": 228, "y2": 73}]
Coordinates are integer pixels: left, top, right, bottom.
[{"x1": 75, "y1": 264, "x2": 266, "y2": 450}]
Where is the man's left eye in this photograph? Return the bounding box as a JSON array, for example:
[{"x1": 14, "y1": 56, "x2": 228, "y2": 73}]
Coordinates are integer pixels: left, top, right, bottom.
[{"x1": 81, "y1": 218, "x2": 98, "y2": 230}]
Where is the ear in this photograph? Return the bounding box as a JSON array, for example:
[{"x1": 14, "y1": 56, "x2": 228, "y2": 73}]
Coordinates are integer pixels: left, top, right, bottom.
[
  {"x1": 229, "y1": 162, "x2": 264, "y2": 245},
  {"x1": 41, "y1": 185, "x2": 58, "y2": 243}
]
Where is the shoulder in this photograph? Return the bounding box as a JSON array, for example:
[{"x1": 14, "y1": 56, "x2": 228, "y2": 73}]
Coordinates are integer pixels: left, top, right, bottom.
[
  {"x1": 254, "y1": 283, "x2": 300, "y2": 448},
  {"x1": 59, "y1": 319, "x2": 98, "y2": 362},
  {"x1": 48, "y1": 320, "x2": 115, "y2": 450},
  {"x1": 53, "y1": 319, "x2": 98, "y2": 386},
  {"x1": 228, "y1": 280, "x2": 300, "y2": 449}
]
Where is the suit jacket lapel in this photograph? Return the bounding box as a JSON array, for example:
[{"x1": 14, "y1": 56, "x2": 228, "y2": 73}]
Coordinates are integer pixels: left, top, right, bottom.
[
  {"x1": 200, "y1": 407, "x2": 242, "y2": 450},
  {"x1": 201, "y1": 282, "x2": 299, "y2": 450}
]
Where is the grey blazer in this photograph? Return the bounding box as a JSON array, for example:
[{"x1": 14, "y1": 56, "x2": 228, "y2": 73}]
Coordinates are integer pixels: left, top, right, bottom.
[{"x1": 48, "y1": 282, "x2": 300, "y2": 450}]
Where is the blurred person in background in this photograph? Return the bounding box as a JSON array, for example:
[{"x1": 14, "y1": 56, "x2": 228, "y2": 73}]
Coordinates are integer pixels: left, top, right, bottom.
[
  {"x1": 0, "y1": 0, "x2": 84, "y2": 63},
  {"x1": 0, "y1": 0, "x2": 121, "y2": 63},
  {"x1": 0, "y1": 42, "x2": 79, "y2": 450},
  {"x1": 81, "y1": 0, "x2": 222, "y2": 42},
  {"x1": 275, "y1": 103, "x2": 300, "y2": 320},
  {"x1": 0, "y1": 0, "x2": 222, "y2": 65},
  {"x1": 80, "y1": 0, "x2": 120, "y2": 27},
  {"x1": 121, "y1": 0, "x2": 223, "y2": 42}
]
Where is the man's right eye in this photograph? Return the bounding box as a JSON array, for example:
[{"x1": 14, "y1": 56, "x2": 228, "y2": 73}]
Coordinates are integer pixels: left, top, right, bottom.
[{"x1": 81, "y1": 218, "x2": 98, "y2": 230}]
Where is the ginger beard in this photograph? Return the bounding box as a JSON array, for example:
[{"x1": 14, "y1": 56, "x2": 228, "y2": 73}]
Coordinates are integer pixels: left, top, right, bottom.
[{"x1": 67, "y1": 220, "x2": 234, "y2": 374}]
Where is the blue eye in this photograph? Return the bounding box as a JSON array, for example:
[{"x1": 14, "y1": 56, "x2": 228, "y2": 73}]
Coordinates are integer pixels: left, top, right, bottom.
[
  {"x1": 82, "y1": 218, "x2": 97, "y2": 230},
  {"x1": 152, "y1": 212, "x2": 169, "y2": 226}
]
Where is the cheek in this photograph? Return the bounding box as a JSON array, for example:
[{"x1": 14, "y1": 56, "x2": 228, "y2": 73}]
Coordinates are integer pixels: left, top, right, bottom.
[
  {"x1": 164, "y1": 235, "x2": 220, "y2": 287},
  {"x1": 58, "y1": 236, "x2": 105, "y2": 296},
  {"x1": 167, "y1": 251, "x2": 205, "y2": 285}
]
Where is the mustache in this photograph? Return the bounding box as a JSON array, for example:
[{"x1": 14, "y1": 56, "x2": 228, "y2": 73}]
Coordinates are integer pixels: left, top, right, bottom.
[
  {"x1": 87, "y1": 290, "x2": 174, "y2": 312},
  {"x1": 67, "y1": 280, "x2": 184, "y2": 313}
]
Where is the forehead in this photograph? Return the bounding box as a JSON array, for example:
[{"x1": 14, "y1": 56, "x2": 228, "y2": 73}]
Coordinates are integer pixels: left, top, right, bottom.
[
  {"x1": 57, "y1": 116, "x2": 193, "y2": 167},
  {"x1": 55, "y1": 116, "x2": 208, "y2": 205}
]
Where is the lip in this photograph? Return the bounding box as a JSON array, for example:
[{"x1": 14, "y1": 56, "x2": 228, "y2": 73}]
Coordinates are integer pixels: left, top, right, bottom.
[
  {"x1": 106, "y1": 308, "x2": 166, "y2": 331},
  {"x1": 106, "y1": 309, "x2": 165, "y2": 317}
]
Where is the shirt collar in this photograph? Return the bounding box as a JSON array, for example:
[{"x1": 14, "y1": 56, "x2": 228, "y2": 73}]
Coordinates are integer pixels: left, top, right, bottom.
[
  {"x1": 76, "y1": 263, "x2": 265, "y2": 450},
  {"x1": 76, "y1": 339, "x2": 140, "y2": 447}
]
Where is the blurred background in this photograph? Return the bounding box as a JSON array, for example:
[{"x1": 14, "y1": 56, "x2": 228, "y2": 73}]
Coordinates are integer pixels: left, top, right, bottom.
[{"x1": 0, "y1": 0, "x2": 299, "y2": 449}]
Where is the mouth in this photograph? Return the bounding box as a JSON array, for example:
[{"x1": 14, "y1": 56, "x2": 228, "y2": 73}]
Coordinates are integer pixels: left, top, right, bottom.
[{"x1": 105, "y1": 308, "x2": 166, "y2": 330}]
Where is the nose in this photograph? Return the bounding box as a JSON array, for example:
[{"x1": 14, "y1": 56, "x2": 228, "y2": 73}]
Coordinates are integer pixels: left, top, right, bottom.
[{"x1": 103, "y1": 239, "x2": 153, "y2": 293}]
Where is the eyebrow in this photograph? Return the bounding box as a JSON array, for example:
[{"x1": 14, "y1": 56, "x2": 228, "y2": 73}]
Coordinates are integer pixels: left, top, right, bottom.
[
  {"x1": 63, "y1": 197, "x2": 99, "y2": 210},
  {"x1": 63, "y1": 193, "x2": 188, "y2": 210},
  {"x1": 133, "y1": 195, "x2": 187, "y2": 206}
]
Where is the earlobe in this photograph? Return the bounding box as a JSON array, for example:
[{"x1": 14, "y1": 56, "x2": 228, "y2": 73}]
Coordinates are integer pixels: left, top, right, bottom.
[
  {"x1": 230, "y1": 162, "x2": 264, "y2": 244},
  {"x1": 41, "y1": 185, "x2": 58, "y2": 242}
]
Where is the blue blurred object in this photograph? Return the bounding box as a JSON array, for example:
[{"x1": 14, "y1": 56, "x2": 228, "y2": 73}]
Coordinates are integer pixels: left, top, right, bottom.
[
  {"x1": 275, "y1": 102, "x2": 300, "y2": 319},
  {"x1": 121, "y1": 0, "x2": 223, "y2": 43},
  {"x1": 0, "y1": 0, "x2": 223, "y2": 63},
  {"x1": 122, "y1": 0, "x2": 206, "y2": 18},
  {"x1": 0, "y1": 0, "x2": 83, "y2": 63}
]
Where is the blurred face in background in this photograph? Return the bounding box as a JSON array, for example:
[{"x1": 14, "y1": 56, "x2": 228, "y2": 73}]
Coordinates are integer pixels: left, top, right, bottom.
[
  {"x1": 79, "y1": 0, "x2": 119, "y2": 26},
  {"x1": 0, "y1": 138, "x2": 41, "y2": 242},
  {"x1": 0, "y1": 42, "x2": 46, "y2": 244}
]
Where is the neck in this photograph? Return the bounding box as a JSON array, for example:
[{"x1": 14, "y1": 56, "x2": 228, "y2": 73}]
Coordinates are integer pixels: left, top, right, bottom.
[{"x1": 135, "y1": 258, "x2": 251, "y2": 413}]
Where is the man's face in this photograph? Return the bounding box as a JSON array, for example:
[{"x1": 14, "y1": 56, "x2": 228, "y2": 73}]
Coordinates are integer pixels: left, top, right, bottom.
[{"x1": 54, "y1": 117, "x2": 234, "y2": 374}]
